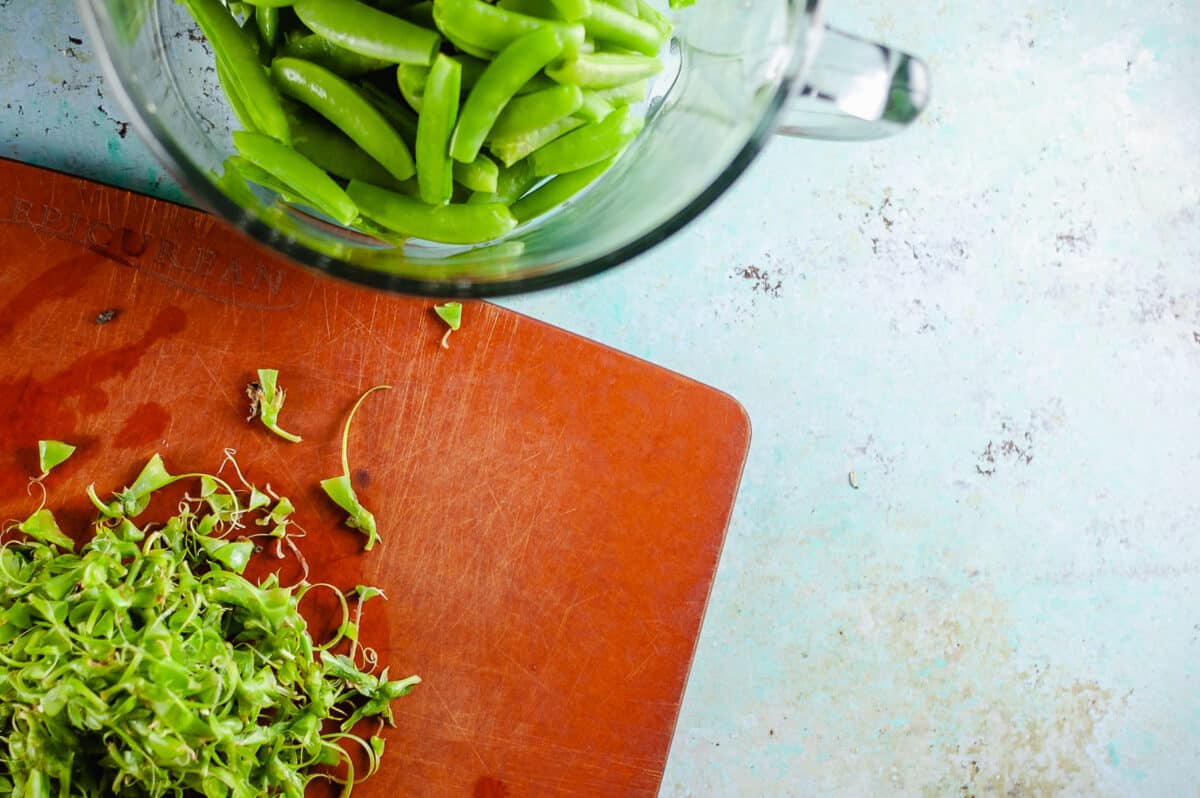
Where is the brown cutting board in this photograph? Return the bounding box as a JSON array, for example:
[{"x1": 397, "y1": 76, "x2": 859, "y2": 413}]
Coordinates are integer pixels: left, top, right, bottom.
[{"x1": 0, "y1": 158, "x2": 750, "y2": 797}]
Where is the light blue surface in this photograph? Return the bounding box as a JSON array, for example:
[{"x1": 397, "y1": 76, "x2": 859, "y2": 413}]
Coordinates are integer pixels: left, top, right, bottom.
[{"x1": 4, "y1": 2, "x2": 1200, "y2": 795}]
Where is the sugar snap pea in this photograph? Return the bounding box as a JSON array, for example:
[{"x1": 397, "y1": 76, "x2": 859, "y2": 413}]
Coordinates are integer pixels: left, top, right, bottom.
[
  {"x1": 272, "y1": 57, "x2": 416, "y2": 181},
  {"x1": 488, "y1": 83, "x2": 582, "y2": 141},
  {"x1": 232, "y1": 130, "x2": 359, "y2": 224},
  {"x1": 467, "y1": 159, "x2": 538, "y2": 205},
  {"x1": 254, "y1": 5, "x2": 279, "y2": 55},
  {"x1": 432, "y1": 0, "x2": 585, "y2": 56},
  {"x1": 358, "y1": 82, "x2": 419, "y2": 145},
  {"x1": 584, "y1": 1, "x2": 665, "y2": 55},
  {"x1": 489, "y1": 114, "x2": 585, "y2": 166},
  {"x1": 577, "y1": 90, "x2": 613, "y2": 122},
  {"x1": 415, "y1": 54, "x2": 461, "y2": 205},
  {"x1": 294, "y1": 0, "x2": 442, "y2": 65},
  {"x1": 511, "y1": 155, "x2": 614, "y2": 222},
  {"x1": 347, "y1": 180, "x2": 518, "y2": 244},
  {"x1": 634, "y1": 0, "x2": 673, "y2": 39},
  {"x1": 286, "y1": 106, "x2": 407, "y2": 190},
  {"x1": 530, "y1": 104, "x2": 641, "y2": 175},
  {"x1": 550, "y1": 0, "x2": 591, "y2": 20},
  {"x1": 546, "y1": 51, "x2": 663, "y2": 88},
  {"x1": 184, "y1": 0, "x2": 290, "y2": 142},
  {"x1": 452, "y1": 154, "x2": 500, "y2": 193},
  {"x1": 278, "y1": 33, "x2": 392, "y2": 77},
  {"x1": 450, "y1": 26, "x2": 565, "y2": 163}
]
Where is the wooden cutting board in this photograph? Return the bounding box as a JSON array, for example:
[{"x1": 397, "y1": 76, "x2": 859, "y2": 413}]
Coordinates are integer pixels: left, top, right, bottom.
[{"x1": 0, "y1": 157, "x2": 750, "y2": 797}]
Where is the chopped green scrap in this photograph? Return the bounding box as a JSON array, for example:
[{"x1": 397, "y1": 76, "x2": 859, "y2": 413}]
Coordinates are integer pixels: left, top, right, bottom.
[
  {"x1": 434, "y1": 301, "x2": 462, "y2": 349},
  {"x1": 16, "y1": 508, "x2": 74, "y2": 551},
  {"x1": 321, "y1": 385, "x2": 391, "y2": 551},
  {"x1": 248, "y1": 368, "x2": 303, "y2": 443},
  {"x1": 0, "y1": 457, "x2": 418, "y2": 795}
]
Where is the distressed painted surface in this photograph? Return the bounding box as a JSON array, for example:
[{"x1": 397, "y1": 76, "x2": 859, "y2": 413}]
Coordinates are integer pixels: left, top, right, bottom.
[{"x1": 3, "y1": 1, "x2": 1200, "y2": 796}]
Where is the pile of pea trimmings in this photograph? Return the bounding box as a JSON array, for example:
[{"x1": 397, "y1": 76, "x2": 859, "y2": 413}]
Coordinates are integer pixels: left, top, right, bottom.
[
  {"x1": 0, "y1": 378, "x2": 415, "y2": 796},
  {"x1": 186, "y1": 0, "x2": 692, "y2": 245}
]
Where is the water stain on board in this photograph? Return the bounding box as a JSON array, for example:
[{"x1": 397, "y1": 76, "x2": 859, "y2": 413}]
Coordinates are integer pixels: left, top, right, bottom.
[
  {"x1": 473, "y1": 776, "x2": 510, "y2": 798},
  {"x1": 114, "y1": 402, "x2": 172, "y2": 449},
  {"x1": 0, "y1": 297, "x2": 187, "y2": 497},
  {"x1": 0, "y1": 254, "x2": 95, "y2": 341}
]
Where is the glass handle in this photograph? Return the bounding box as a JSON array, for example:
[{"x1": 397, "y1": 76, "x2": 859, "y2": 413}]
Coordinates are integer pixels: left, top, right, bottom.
[{"x1": 778, "y1": 25, "x2": 931, "y2": 141}]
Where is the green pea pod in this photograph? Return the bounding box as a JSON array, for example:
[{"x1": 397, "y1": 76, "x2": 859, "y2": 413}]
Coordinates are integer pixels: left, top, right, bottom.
[
  {"x1": 634, "y1": 0, "x2": 673, "y2": 39},
  {"x1": 584, "y1": 1, "x2": 665, "y2": 55},
  {"x1": 416, "y1": 54, "x2": 462, "y2": 206},
  {"x1": 400, "y1": 0, "x2": 435, "y2": 27},
  {"x1": 432, "y1": 0, "x2": 585, "y2": 56},
  {"x1": 396, "y1": 63, "x2": 429, "y2": 113},
  {"x1": 452, "y1": 153, "x2": 500, "y2": 193},
  {"x1": 272, "y1": 57, "x2": 416, "y2": 181},
  {"x1": 233, "y1": 130, "x2": 359, "y2": 225},
  {"x1": 215, "y1": 56, "x2": 258, "y2": 130},
  {"x1": 286, "y1": 106, "x2": 406, "y2": 190},
  {"x1": 254, "y1": 5, "x2": 279, "y2": 56},
  {"x1": 358, "y1": 82, "x2": 419, "y2": 145},
  {"x1": 576, "y1": 89, "x2": 613, "y2": 122},
  {"x1": 511, "y1": 155, "x2": 614, "y2": 222},
  {"x1": 347, "y1": 180, "x2": 517, "y2": 244},
  {"x1": 497, "y1": 0, "x2": 562, "y2": 18},
  {"x1": 450, "y1": 26, "x2": 565, "y2": 163},
  {"x1": 293, "y1": 0, "x2": 441, "y2": 65},
  {"x1": 606, "y1": 0, "x2": 638, "y2": 14},
  {"x1": 551, "y1": 0, "x2": 591, "y2": 20},
  {"x1": 591, "y1": 78, "x2": 648, "y2": 106},
  {"x1": 488, "y1": 83, "x2": 582, "y2": 141},
  {"x1": 530, "y1": 105, "x2": 641, "y2": 175},
  {"x1": 183, "y1": 0, "x2": 290, "y2": 143},
  {"x1": 488, "y1": 114, "x2": 585, "y2": 166},
  {"x1": 231, "y1": 157, "x2": 310, "y2": 207},
  {"x1": 467, "y1": 159, "x2": 537, "y2": 205},
  {"x1": 546, "y1": 51, "x2": 662, "y2": 88},
  {"x1": 278, "y1": 33, "x2": 392, "y2": 77}
]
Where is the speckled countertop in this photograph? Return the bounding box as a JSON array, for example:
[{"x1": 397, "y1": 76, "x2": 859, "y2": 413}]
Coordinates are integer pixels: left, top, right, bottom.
[{"x1": 4, "y1": 1, "x2": 1200, "y2": 795}]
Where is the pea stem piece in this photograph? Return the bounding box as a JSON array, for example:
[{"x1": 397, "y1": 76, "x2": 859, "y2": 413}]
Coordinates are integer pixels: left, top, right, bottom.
[
  {"x1": 248, "y1": 368, "x2": 303, "y2": 443},
  {"x1": 36, "y1": 440, "x2": 76, "y2": 479},
  {"x1": 416, "y1": 54, "x2": 462, "y2": 206},
  {"x1": 294, "y1": 0, "x2": 442, "y2": 66},
  {"x1": 434, "y1": 302, "x2": 463, "y2": 348},
  {"x1": 321, "y1": 386, "x2": 392, "y2": 551},
  {"x1": 450, "y1": 26, "x2": 566, "y2": 163}
]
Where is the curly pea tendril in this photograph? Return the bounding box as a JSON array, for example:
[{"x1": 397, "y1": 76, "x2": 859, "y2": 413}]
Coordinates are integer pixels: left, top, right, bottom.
[{"x1": 0, "y1": 442, "x2": 418, "y2": 797}]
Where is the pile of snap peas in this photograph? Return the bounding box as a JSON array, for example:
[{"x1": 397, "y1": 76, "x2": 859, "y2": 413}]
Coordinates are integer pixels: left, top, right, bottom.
[{"x1": 184, "y1": 0, "x2": 680, "y2": 245}]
